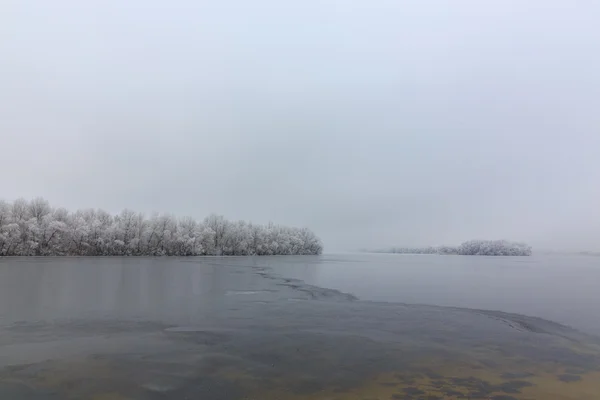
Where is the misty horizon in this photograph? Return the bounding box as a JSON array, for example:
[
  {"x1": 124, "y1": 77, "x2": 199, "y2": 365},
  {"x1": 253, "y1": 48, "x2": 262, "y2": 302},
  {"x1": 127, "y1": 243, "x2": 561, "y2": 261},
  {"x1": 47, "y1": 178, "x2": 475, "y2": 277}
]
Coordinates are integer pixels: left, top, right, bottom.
[
  {"x1": 0, "y1": 195, "x2": 592, "y2": 254},
  {"x1": 2, "y1": 1, "x2": 599, "y2": 252}
]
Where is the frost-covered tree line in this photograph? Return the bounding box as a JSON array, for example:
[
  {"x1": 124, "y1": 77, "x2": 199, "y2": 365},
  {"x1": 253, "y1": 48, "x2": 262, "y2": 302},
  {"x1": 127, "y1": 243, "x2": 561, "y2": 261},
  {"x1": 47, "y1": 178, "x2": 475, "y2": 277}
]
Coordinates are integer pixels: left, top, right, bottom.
[
  {"x1": 454, "y1": 240, "x2": 532, "y2": 256},
  {"x1": 374, "y1": 240, "x2": 532, "y2": 256},
  {"x1": 0, "y1": 198, "x2": 323, "y2": 256}
]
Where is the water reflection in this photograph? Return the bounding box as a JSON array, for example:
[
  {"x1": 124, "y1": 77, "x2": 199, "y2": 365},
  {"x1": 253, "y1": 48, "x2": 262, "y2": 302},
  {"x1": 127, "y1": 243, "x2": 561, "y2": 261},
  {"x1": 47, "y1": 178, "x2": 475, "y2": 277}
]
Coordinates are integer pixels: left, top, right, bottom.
[
  {"x1": 1, "y1": 257, "x2": 600, "y2": 399},
  {"x1": 0, "y1": 258, "x2": 251, "y2": 324}
]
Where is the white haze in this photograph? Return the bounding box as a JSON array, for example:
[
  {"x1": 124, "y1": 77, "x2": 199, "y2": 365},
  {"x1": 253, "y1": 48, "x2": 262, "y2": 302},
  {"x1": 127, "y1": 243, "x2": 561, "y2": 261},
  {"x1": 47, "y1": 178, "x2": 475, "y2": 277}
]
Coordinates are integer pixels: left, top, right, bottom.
[{"x1": 1, "y1": 1, "x2": 599, "y2": 252}]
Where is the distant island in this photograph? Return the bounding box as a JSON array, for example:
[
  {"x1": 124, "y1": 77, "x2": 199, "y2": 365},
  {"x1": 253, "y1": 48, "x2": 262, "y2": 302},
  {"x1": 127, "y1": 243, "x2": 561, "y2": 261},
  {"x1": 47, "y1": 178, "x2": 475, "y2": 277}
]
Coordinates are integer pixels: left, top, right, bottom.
[
  {"x1": 369, "y1": 240, "x2": 532, "y2": 256},
  {"x1": 0, "y1": 197, "x2": 323, "y2": 256}
]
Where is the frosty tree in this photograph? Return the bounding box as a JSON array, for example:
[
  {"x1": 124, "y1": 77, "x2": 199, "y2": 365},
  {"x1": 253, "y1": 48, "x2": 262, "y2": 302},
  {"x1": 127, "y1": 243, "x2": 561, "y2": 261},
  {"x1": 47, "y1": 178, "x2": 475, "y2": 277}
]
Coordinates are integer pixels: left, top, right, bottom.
[
  {"x1": 0, "y1": 198, "x2": 323, "y2": 256},
  {"x1": 374, "y1": 240, "x2": 532, "y2": 256}
]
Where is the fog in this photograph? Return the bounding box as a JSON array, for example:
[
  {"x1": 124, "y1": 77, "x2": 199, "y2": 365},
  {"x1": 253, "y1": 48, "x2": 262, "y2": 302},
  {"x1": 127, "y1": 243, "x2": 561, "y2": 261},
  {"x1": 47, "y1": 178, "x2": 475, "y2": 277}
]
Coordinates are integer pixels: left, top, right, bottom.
[{"x1": 2, "y1": 1, "x2": 599, "y2": 252}]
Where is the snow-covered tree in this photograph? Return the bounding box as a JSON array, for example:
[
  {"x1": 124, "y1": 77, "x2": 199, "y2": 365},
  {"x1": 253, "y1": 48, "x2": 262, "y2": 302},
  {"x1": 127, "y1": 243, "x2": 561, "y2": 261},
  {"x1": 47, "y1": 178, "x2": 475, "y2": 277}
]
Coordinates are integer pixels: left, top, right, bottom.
[
  {"x1": 0, "y1": 197, "x2": 323, "y2": 256},
  {"x1": 28, "y1": 197, "x2": 51, "y2": 223},
  {"x1": 456, "y1": 240, "x2": 532, "y2": 256},
  {"x1": 373, "y1": 240, "x2": 532, "y2": 256}
]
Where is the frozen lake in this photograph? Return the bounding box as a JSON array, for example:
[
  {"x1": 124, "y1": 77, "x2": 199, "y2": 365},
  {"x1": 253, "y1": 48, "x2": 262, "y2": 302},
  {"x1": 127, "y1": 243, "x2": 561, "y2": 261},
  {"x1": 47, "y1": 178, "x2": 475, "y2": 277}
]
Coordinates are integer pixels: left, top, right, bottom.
[
  {"x1": 1, "y1": 255, "x2": 599, "y2": 399},
  {"x1": 271, "y1": 253, "x2": 600, "y2": 335}
]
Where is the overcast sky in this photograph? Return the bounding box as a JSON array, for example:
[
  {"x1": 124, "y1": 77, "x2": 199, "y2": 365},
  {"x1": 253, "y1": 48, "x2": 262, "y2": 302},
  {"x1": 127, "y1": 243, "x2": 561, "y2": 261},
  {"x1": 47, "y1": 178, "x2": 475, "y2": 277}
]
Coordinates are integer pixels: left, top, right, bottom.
[{"x1": 2, "y1": 1, "x2": 599, "y2": 251}]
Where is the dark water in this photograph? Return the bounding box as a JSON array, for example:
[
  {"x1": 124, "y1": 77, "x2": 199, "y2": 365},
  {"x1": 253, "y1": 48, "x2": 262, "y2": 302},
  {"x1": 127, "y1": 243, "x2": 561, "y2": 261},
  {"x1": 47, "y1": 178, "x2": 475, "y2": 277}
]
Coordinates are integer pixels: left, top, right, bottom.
[{"x1": 1, "y1": 256, "x2": 600, "y2": 400}]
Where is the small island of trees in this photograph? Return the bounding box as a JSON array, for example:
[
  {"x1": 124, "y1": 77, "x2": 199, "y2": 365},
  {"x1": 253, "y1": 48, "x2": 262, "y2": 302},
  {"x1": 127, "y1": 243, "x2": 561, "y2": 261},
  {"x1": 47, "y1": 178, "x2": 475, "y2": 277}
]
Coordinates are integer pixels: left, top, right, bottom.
[
  {"x1": 372, "y1": 240, "x2": 532, "y2": 256},
  {"x1": 0, "y1": 197, "x2": 323, "y2": 256}
]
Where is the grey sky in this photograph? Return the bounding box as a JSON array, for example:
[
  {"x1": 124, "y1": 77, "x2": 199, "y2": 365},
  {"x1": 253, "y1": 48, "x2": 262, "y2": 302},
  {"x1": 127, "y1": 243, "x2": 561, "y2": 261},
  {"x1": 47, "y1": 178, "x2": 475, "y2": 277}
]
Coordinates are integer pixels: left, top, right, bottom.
[{"x1": 2, "y1": 1, "x2": 599, "y2": 251}]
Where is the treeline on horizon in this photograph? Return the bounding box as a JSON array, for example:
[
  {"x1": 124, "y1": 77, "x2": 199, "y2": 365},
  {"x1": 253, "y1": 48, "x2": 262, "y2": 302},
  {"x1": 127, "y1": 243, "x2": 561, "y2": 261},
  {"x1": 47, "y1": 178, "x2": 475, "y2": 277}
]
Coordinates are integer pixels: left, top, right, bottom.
[
  {"x1": 0, "y1": 198, "x2": 323, "y2": 256},
  {"x1": 372, "y1": 240, "x2": 532, "y2": 256}
]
